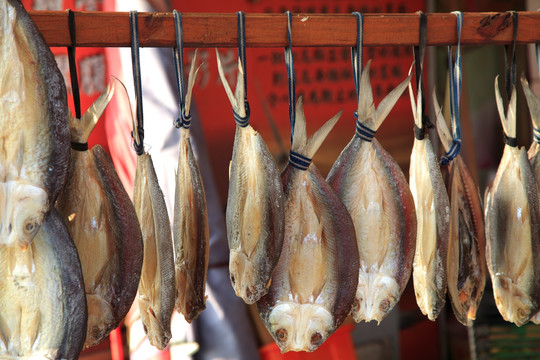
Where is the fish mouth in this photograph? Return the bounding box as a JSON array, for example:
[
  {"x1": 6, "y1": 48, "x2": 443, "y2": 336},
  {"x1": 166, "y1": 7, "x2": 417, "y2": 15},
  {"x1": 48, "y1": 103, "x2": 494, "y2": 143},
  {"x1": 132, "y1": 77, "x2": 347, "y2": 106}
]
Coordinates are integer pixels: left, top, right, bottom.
[{"x1": 492, "y1": 275, "x2": 534, "y2": 326}]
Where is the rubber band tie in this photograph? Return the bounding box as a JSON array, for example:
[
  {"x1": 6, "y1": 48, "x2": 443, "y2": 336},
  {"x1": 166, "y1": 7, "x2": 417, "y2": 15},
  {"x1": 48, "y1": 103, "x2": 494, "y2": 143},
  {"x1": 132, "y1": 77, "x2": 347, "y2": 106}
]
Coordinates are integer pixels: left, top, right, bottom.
[
  {"x1": 534, "y1": 128, "x2": 540, "y2": 145},
  {"x1": 441, "y1": 11, "x2": 463, "y2": 165},
  {"x1": 130, "y1": 11, "x2": 145, "y2": 156},
  {"x1": 413, "y1": 11, "x2": 431, "y2": 140},
  {"x1": 232, "y1": 11, "x2": 250, "y2": 128},
  {"x1": 172, "y1": 10, "x2": 192, "y2": 130},
  {"x1": 285, "y1": 11, "x2": 296, "y2": 143},
  {"x1": 288, "y1": 150, "x2": 311, "y2": 171}
]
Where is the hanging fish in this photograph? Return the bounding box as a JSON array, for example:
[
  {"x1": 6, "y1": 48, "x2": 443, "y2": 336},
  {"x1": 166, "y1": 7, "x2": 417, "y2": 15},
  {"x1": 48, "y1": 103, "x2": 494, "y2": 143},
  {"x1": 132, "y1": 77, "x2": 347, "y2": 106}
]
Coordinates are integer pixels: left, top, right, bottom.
[
  {"x1": 56, "y1": 82, "x2": 144, "y2": 347},
  {"x1": 485, "y1": 77, "x2": 540, "y2": 326},
  {"x1": 257, "y1": 97, "x2": 358, "y2": 353},
  {"x1": 327, "y1": 61, "x2": 415, "y2": 324},
  {"x1": 408, "y1": 78, "x2": 450, "y2": 321},
  {"x1": 433, "y1": 94, "x2": 486, "y2": 326},
  {"x1": 216, "y1": 51, "x2": 285, "y2": 304},
  {"x1": 0, "y1": 209, "x2": 87, "y2": 359},
  {"x1": 0, "y1": 0, "x2": 70, "y2": 248},
  {"x1": 173, "y1": 51, "x2": 209, "y2": 323}
]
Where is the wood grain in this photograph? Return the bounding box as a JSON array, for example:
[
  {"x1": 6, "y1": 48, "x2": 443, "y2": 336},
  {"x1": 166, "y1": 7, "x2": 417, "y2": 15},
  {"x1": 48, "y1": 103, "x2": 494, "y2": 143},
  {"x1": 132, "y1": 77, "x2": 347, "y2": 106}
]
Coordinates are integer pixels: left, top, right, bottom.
[{"x1": 29, "y1": 11, "x2": 540, "y2": 48}]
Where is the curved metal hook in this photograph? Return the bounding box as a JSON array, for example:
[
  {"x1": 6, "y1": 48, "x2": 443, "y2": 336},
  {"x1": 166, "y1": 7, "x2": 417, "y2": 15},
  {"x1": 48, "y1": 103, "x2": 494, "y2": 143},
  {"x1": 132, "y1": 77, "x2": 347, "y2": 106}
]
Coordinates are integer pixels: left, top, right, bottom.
[
  {"x1": 504, "y1": 11, "x2": 518, "y2": 101},
  {"x1": 67, "y1": 9, "x2": 81, "y2": 120},
  {"x1": 173, "y1": 10, "x2": 191, "y2": 129},
  {"x1": 285, "y1": 10, "x2": 296, "y2": 142},
  {"x1": 130, "y1": 10, "x2": 145, "y2": 155},
  {"x1": 351, "y1": 12, "x2": 363, "y2": 98}
]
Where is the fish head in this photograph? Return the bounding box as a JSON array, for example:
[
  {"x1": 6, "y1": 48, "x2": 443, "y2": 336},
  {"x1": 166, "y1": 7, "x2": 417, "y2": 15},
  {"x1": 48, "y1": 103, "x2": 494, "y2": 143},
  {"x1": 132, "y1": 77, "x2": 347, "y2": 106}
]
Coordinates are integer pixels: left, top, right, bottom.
[
  {"x1": 352, "y1": 273, "x2": 400, "y2": 324},
  {"x1": 0, "y1": 182, "x2": 48, "y2": 248},
  {"x1": 268, "y1": 302, "x2": 334, "y2": 353},
  {"x1": 492, "y1": 275, "x2": 535, "y2": 326},
  {"x1": 229, "y1": 251, "x2": 267, "y2": 304},
  {"x1": 85, "y1": 294, "x2": 115, "y2": 347}
]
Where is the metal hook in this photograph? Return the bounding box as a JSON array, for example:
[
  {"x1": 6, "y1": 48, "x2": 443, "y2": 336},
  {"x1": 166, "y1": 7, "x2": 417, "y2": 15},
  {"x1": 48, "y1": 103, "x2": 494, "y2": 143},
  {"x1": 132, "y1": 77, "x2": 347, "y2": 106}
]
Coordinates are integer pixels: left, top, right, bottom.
[
  {"x1": 130, "y1": 10, "x2": 144, "y2": 156},
  {"x1": 504, "y1": 11, "x2": 518, "y2": 101},
  {"x1": 173, "y1": 10, "x2": 191, "y2": 129},
  {"x1": 413, "y1": 11, "x2": 431, "y2": 135},
  {"x1": 67, "y1": 9, "x2": 81, "y2": 119},
  {"x1": 285, "y1": 10, "x2": 296, "y2": 143},
  {"x1": 351, "y1": 12, "x2": 363, "y2": 98},
  {"x1": 236, "y1": 11, "x2": 250, "y2": 121}
]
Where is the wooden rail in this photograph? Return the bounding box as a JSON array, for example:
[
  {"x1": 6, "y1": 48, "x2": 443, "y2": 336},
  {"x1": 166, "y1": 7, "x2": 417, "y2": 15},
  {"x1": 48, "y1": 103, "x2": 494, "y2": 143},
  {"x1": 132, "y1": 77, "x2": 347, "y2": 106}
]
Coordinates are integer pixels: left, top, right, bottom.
[{"x1": 29, "y1": 11, "x2": 540, "y2": 48}]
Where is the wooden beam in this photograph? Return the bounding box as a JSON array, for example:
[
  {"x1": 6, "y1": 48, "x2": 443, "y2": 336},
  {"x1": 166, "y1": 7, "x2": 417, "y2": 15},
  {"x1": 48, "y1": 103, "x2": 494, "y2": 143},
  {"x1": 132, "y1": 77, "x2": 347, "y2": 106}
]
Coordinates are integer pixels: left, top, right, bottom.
[{"x1": 29, "y1": 11, "x2": 540, "y2": 48}]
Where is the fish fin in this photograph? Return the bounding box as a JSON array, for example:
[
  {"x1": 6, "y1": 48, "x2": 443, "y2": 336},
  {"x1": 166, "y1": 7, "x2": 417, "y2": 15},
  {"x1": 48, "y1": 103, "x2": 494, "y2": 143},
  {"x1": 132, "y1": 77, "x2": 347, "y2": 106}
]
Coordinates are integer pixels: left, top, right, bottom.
[
  {"x1": 75, "y1": 81, "x2": 115, "y2": 143},
  {"x1": 291, "y1": 96, "x2": 308, "y2": 153},
  {"x1": 494, "y1": 75, "x2": 516, "y2": 138},
  {"x1": 373, "y1": 64, "x2": 413, "y2": 130},
  {"x1": 357, "y1": 59, "x2": 374, "y2": 121},
  {"x1": 216, "y1": 49, "x2": 246, "y2": 117},
  {"x1": 521, "y1": 75, "x2": 540, "y2": 131},
  {"x1": 304, "y1": 108, "x2": 342, "y2": 160},
  {"x1": 184, "y1": 49, "x2": 201, "y2": 117},
  {"x1": 432, "y1": 91, "x2": 453, "y2": 153},
  {"x1": 408, "y1": 66, "x2": 422, "y2": 128}
]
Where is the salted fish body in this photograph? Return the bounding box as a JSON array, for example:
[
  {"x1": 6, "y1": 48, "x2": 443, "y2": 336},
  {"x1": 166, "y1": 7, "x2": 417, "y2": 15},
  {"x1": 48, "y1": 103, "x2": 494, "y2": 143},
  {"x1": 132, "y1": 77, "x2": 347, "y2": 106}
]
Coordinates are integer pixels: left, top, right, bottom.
[
  {"x1": 485, "y1": 79, "x2": 540, "y2": 326},
  {"x1": 0, "y1": 209, "x2": 87, "y2": 359},
  {"x1": 433, "y1": 96, "x2": 486, "y2": 326},
  {"x1": 217, "y1": 52, "x2": 284, "y2": 304},
  {"x1": 521, "y1": 76, "x2": 540, "y2": 324},
  {"x1": 173, "y1": 54, "x2": 209, "y2": 323},
  {"x1": 133, "y1": 153, "x2": 175, "y2": 349},
  {"x1": 327, "y1": 61, "x2": 415, "y2": 324},
  {"x1": 408, "y1": 82, "x2": 450, "y2": 321},
  {"x1": 0, "y1": 0, "x2": 70, "y2": 248},
  {"x1": 257, "y1": 98, "x2": 358, "y2": 353},
  {"x1": 56, "y1": 83, "x2": 144, "y2": 347}
]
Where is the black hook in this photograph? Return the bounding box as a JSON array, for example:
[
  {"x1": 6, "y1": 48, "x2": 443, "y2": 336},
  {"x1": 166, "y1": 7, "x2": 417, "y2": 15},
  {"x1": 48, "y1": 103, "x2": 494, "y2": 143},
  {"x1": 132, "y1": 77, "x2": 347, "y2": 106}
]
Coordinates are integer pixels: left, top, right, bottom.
[
  {"x1": 504, "y1": 11, "x2": 518, "y2": 101},
  {"x1": 130, "y1": 10, "x2": 144, "y2": 156},
  {"x1": 351, "y1": 12, "x2": 363, "y2": 98},
  {"x1": 413, "y1": 11, "x2": 432, "y2": 139},
  {"x1": 285, "y1": 11, "x2": 296, "y2": 143},
  {"x1": 67, "y1": 9, "x2": 81, "y2": 120},
  {"x1": 172, "y1": 10, "x2": 191, "y2": 129}
]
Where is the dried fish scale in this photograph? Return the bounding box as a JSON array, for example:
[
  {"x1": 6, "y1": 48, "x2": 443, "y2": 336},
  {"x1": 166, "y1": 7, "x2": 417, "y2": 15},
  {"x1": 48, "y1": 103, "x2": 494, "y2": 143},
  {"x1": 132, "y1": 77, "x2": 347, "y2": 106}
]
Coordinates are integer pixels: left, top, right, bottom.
[
  {"x1": 485, "y1": 78, "x2": 540, "y2": 326},
  {"x1": 0, "y1": 0, "x2": 70, "y2": 248},
  {"x1": 257, "y1": 97, "x2": 358, "y2": 353},
  {"x1": 57, "y1": 83, "x2": 143, "y2": 347},
  {"x1": 327, "y1": 61, "x2": 415, "y2": 324},
  {"x1": 0, "y1": 210, "x2": 87, "y2": 359},
  {"x1": 217, "y1": 52, "x2": 284, "y2": 304}
]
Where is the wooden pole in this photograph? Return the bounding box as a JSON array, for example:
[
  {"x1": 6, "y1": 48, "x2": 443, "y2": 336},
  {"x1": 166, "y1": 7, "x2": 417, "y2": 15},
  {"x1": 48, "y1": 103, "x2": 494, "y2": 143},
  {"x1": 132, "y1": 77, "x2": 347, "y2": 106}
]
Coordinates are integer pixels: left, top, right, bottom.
[{"x1": 29, "y1": 11, "x2": 540, "y2": 48}]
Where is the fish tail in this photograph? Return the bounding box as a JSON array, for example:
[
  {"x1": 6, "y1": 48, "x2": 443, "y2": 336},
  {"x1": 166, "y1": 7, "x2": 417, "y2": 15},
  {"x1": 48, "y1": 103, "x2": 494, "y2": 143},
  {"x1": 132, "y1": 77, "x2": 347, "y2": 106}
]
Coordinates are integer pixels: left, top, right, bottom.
[
  {"x1": 521, "y1": 74, "x2": 540, "y2": 135},
  {"x1": 495, "y1": 75, "x2": 517, "y2": 139},
  {"x1": 432, "y1": 91, "x2": 453, "y2": 153}
]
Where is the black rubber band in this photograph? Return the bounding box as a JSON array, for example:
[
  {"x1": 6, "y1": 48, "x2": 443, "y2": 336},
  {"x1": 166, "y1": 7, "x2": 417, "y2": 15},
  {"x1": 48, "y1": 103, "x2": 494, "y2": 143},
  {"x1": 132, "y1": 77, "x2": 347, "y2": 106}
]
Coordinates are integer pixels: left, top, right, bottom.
[
  {"x1": 414, "y1": 124, "x2": 425, "y2": 140},
  {"x1": 288, "y1": 150, "x2": 311, "y2": 171},
  {"x1": 67, "y1": 9, "x2": 81, "y2": 120},
  {"x1": 71, "y1": 142, "x2": 88, "y2": 151},
  {"x1": 504, "y1": 134, "x2": 518, "y2": 147}
]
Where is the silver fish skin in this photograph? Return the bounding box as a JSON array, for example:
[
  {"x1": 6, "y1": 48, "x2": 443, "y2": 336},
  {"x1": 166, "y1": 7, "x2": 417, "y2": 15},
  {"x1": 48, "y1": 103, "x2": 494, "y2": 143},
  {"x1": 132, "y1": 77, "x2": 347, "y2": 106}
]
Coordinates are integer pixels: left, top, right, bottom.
[
  {"x1": 57, "y1": 83, "x2": 144, "y2": 347},
  {"x1": 257, "y1": 97, "x2": 358, "y2": 353},
  {"x1": 217, "y1": 51, "x2": 285, "y2": 304},
  {"x1": 0, "y1": 0, "x2": 70, "y2": 249},
  {"x1": 0, "y1": 209, "x2": 87, "y2": 360},
  {"x1": 327, "y1": 61, "x2": 416, "y2": 324},
  {"x1": 521, "y1": 75, "x2": 540, "y2": 324},
  {"x1": 485, "y1": 78, "x2": 540, "y2": 327},
  {"x1": 408, "y1": 81, "x2": 450, "y2": 321},
  {"x1": 173, "y1": 54, "x2": 209, "y2": 322},
  {"x1": 433, "y1": 95, "x2": 486, "y2": 326},
  {"x1": 133, "y1": 153, "x2": 175, "y2": 349}
]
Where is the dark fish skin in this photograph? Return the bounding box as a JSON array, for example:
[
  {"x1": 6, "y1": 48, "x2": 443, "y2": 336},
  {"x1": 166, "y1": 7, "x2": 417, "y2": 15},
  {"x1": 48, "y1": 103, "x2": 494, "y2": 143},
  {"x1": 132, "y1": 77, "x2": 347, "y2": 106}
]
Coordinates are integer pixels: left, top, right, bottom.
[
  {"x1": 8, "y1": 0, "x2": 70, "y2": 201},
  {"x1": 173, "y1": 130, "x2": 209, "y2": 323},
  {"x1": 327, "y1": 137, "x2": 416, "y2": 323},
  {"x1": 446, "y1": 156, "x2": 486, "y2": 326},
  {"x1": 0, "y1": 209, "x2": 87, "y2": 359},
  {"x1": 57, "y1": 144, "x2": 143, "y2": 347},
  {"x1": 257, "y1": 163, "x2": 359, "y2": 353}
]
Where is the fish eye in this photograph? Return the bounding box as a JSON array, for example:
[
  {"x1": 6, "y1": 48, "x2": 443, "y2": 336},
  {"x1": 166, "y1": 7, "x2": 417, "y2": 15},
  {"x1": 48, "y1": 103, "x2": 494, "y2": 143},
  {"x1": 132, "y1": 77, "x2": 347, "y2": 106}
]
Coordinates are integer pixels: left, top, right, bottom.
[
  {"x1": 276, "y1": 329, "x2": 288, "y2": 343},
  {"x1": 351, "y1": 299, "x2": 360, "y2": 312},
  {"x1": 310, "y1": 332, "x2": 323, "y2": 346},
  {"x1": 518, "y1": 308, "x2": 527, "y2": 320},
  {"x1": 24, "y1": 220, "x2": 37, "y2": 234},
  {"x1": 379, "y1": 299, "x2": 390, "y2": 312}
]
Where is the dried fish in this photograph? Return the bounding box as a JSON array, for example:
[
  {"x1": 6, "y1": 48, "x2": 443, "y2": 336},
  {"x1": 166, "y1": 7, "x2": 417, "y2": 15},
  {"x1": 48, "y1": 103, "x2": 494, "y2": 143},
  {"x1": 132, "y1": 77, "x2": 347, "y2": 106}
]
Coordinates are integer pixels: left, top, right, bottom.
[
  {"x1": 217, "y1": 51, "x2": 284, "y2": 304},
  {"x1": 433, "y1": 94, "x2": 486, "y2": 326},
  {"x1": 0, "y1": 210, "x2": 87, "y2": 359},
  {"x1": 0, "y1": 0, "x2": 70, "y2": 248},
  {"x1": 485, "y1": 78, "x2": 540, "y2": 326},
  {"x1": 327, "y1": 61, "x2": 415, "y2": 324},
  {"x1": 408, "y1": 79, "x2": 450, "y2": 321},
  {"x1": 257, "y1": 97, "x2": 358, "y2": 353},
  {"x1": 57, "y1": 82, "x2": 143, "y2": 347},
  {"x1": 173, "y1": 52, "x2": 209, "y2": 322}
]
